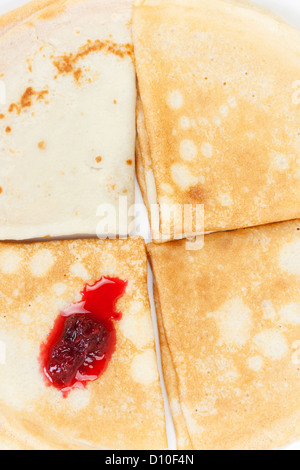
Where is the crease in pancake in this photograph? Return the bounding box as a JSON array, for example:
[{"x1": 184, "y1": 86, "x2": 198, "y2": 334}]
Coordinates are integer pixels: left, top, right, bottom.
[
  {"x1": 133, "y1": 0, "x2": 300, "y2": 242},
  {"x1": 148, "y1": 219, "x2": 300, "y2": 450},
  {"x1": 153, "y1": 282, "x2": 192, "y2": 450},
  {"x1": 0, "y1": 237, "x2": 167, "y2": 450}
]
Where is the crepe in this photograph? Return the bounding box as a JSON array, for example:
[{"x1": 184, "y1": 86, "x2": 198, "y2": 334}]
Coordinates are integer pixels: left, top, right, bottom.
[
  {"x1": 148, "y1": 219, "x2": 300, "y2": 450},
  {"x1": 133, "y1": 0, "x2": 300, "y2": 241},
  {"x1": 153, "y1": 283, "x2": 192, "y2": 450},
  {"x1": 0, "y1": 237, "x2": 167, "y2": 450},
  {"x1": 0, "y1": 0, "x2": 136, "y2": 240}
]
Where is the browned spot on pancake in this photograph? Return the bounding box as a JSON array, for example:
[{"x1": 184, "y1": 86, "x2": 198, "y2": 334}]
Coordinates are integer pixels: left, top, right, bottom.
[
  {"x1": 113, "y1": 100, "x2": 117, "y2": 104},
  {"x1": 8, "y1": 104, "x2": 18, "y2": 114},
  {"x1": 0, "y1": 187, "x2": 3, "y2": 194},
  {"x1": 52, "y1": 40, "x2": 134, "y2": 82},
  {"x1": 21, "y1": 88, "x2": 36, "y2": 108},
  {"x1": 219, "y1": 236, "x2": 233, "y2": 250},
  {"x1": 38, "y1": 141, "x2": 46, "y2": 150},
  {"x1": 0, "y1": 114, "x2": 4, "y2": 119},
  {"x1": 95, "y1": 156, "x2": 102, "y2": 163},
  {"x1": 5, "y1": 126, "x2": 11, "y2": 133},
  {"x1": 126, "y1": 159, "x2": 133, "y2": 166},
  {"x1": 107, "y1": 184, "x2": 116, "y2": 193},
  {"x1": 274, "y1": 277, "x2": 290, "y2": 291},
  {"x1": 8, "y1": 87, "x2": 49, "y2": 115},
  {"x1": 188, "y1": 185, "x2": 206, "y2": 202},
  {"x1": 25, "y1": 88, "x2": 49, "y2": 107}
]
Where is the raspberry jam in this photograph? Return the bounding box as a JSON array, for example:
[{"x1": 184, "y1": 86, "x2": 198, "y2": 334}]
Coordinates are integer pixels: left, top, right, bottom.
[{"x1": 40, "y1": 277, "x2": 127, "y2": 396}]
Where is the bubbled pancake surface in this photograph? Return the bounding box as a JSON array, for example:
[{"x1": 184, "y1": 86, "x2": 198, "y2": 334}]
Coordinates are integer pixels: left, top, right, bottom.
[
  {"x1": 0, "y1": 237, "x2": 167, "y2": 450},
  {"x1": 148, "y1": 220, "x2": 300, "y2": 450},
  {"x1": 0, "y1": 0, "x2": 136, "y2": 239},
  {"x1": 133, "y1": 0, "x2": 300, "y2": 240}
]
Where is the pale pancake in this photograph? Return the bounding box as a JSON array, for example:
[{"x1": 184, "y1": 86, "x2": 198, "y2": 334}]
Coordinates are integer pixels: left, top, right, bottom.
[
  {"x1": 133, "y1": 0, "x2": 300, "y2": 241},
  {"x1": 148, "y1": 219, "x2": 300, "y2": 450},
  {"x1": 0, "y1": 237, "x2": 167, "y2": 450},
  {"x1": 0, "y1": 0, "x2": 136, "y2": 239}
]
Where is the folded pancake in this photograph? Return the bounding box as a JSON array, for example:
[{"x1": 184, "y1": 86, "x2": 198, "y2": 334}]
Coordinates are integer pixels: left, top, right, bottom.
[
  {"x1": 0, "y1": 0, "x2": 136, "y2": 239},
  {"x1": 0, "y1": 237, "x2": 167, "y2": 450},
  {"x1": 133, "y1": 0, "x2": 300, "y2": 240},
  {"x1": 148, "y1": 219, "x2": 300, "y2": 450},
  {"x1": 153, "y1": 283, "x2": 192, "y2": 450}
]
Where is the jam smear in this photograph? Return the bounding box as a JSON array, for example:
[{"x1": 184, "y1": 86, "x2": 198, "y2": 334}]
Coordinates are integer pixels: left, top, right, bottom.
[{"x1": 40, "y1": 277, "x2": 127, "y2": 396}]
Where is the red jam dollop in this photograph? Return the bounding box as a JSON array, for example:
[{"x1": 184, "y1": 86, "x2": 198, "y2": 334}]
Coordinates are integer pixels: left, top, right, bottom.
[{"x1": 40, "y1": 277, "x2": 127, "y2": 396}]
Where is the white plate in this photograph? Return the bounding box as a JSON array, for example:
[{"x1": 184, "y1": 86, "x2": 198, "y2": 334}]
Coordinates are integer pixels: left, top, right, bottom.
[{"x1": 0, "y1": 0, "x2": 299, "y2": 451}]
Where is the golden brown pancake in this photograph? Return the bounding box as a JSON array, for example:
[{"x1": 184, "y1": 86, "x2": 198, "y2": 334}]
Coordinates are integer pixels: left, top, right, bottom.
[
  {"x1": 148, "y1": 219, "x2": 300, "y2": 450},
  {"x1": 133, "y1": 0, "x2": 300, "y2": 241},
  {"x1": 0, "y1": 237, "x2": 167, "y2": 449},
  {"x1": 0, "y1": 0, "x2": 136, "y2": 239},
  {"x1": 154, "y1": 283, "x2": 192, "y2": 450}
]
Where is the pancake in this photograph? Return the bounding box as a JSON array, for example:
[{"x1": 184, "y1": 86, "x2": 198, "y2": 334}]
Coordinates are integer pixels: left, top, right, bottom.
[
  {"x1": 0, "y1": 237, "x2": 167, "y2": 449},
  {"x1": 0, "y1": 0, "x2": 136, "y2": 239},
  {"x1": 153, "y1": 282, "x2": 192, "y2": 450},
  {"x1": 133, "y1": 0, "x2": 300, "y2": 241},
  {"x1": 148, "y1": 219, "x2": 300, "y2": 450}
]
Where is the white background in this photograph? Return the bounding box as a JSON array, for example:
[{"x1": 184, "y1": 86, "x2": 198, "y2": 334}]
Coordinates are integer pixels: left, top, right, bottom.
[{"x1": 0, "y1": 0, "x2": 299, "y2": 451}]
